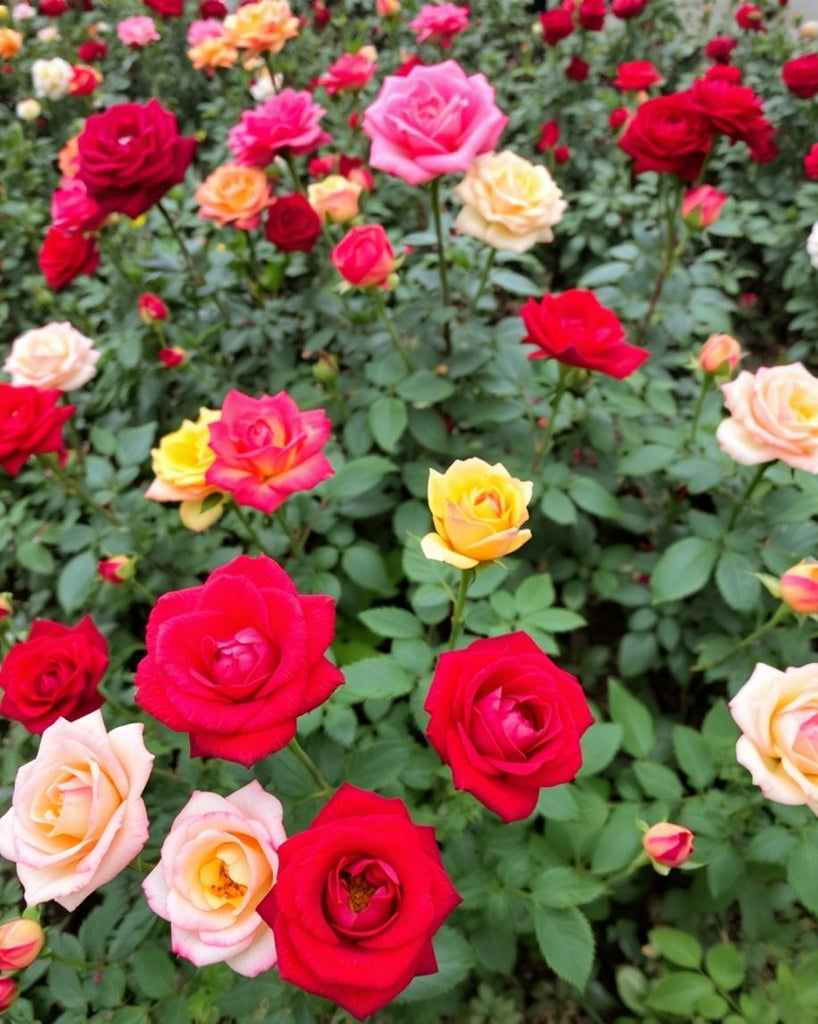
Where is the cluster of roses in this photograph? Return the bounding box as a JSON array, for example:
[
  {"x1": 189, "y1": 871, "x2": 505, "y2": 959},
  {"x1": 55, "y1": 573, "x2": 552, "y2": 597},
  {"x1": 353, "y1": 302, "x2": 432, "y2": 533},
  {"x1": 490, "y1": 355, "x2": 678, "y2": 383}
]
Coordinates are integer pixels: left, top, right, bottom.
[{"x1": 539, "y1": 0, "x2": 648, "y2": 45}]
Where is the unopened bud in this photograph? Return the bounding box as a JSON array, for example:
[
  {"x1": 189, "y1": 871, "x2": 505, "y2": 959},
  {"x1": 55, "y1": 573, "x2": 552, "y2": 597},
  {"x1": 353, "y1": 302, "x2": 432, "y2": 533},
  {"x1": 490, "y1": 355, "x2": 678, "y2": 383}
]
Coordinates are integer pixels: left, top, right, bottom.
[
  {"x1": 0, "y1": 918, "x2": 45, "y2": 971},
  {"x1": 97, "y1": 555, "x2": 135, "y2": 585},
  {"x1": 780, "y1": 560, "x2": 818, "y2": 613}
]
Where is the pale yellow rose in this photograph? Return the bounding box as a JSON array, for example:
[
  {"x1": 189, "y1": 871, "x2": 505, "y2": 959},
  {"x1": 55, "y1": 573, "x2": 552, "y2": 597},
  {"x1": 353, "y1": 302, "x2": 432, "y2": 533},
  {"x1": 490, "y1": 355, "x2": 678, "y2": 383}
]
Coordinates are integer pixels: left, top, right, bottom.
[
  {"x1": 307, "y1": 175, "x2": 363, "y2": 224},
  {"x1": 223, "y1": 0, "x2": 299, "y2": 54},
  {"x1": 453, "y1": 150, "x2": 567, "y2": 254},
  {"x1": 420, "y1": 458, "x2": 533, "y2": 569}
]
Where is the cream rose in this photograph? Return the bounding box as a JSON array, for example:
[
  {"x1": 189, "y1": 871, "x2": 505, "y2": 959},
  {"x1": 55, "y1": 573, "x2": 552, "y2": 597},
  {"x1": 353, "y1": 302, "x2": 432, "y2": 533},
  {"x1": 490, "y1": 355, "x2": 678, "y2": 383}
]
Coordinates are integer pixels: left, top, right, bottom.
[
  {"x1": 31, "y1": 57, "x2": 73, "y2": 100},
  {"x1": 307, "y1": 174, "x2": 363, "y2": 224},
  {"x1": 453, "y1": 150, "x2": 567, "y2": 254},
  {"x1": 143, "y1": 782, "x2": 286, "y2": 977},
  {"x1": 5, "y1": 321, "x2": 100, "y2": 391},
  {"x1": 0, "y1": 711, "x2": 153, "y2": 910},
  {"x1": 717, "y1": 363, "x2": 818, "y2": 472},
  {"x1": 730, "y1": 663, "x2": 818, "y2": 812}
]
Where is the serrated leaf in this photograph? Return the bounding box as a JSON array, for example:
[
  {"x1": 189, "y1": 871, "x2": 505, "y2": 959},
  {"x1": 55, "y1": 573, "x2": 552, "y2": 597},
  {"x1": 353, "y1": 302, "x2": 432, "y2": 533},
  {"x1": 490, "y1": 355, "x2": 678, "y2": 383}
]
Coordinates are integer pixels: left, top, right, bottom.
[
  {"x1": 608, "y1": 678, "x2": 654, "y2": 758},
  {"x1": 17, "y1": 540, "x2": 55, "y2": 575},
  {"x1": 705, "y1": 943, "x2": 745, "y2": 991},
  {"x1": 47, "y1": 963, "x2": 86, "y2": 1010},
  {"x1": 397, "y1": 370, "x2": 455, "y2": 404},
  {"x1": 534, "y1": 905, "x2": 595, "y2": 991},
  {"x1": 633, "y1": 761, "x2": 683, "y2": 801},
  {"x1": 116, "y1": 423, "x2": 155, "y2": 466},
  {"x1": 132, "y1": 945, "x2": 176, "y2": 1000},
  {"x1": 541, "y1": 488, "x2": 577, "y2": 525},
  {"x1": 359, "y1": 606, "x2": 423, "y2": 639},
  {"x1": 651, "y1": 537, "x2": 718, "y2": 604},
  {"x1": 57, "y1": 551, "x2": 98, "y2": 614},
  {"x1": 537, "y1": 785, "x2": 579, "y2": 821},
  {"x1": 342, "y1": 544, "x2": 398, "y2": 596},
  {"x1": 578, "y1": 722, "x2": 622, "y2": 776},
  {"x1": 324, "y1": 456, "x2": 397, "y2": 500},
  {"x1": 716, "y1": 551, "x2": 761, "y2": 612},
  {"x1": 646, "y1": 972, "x2": 715, "y2": 1014},
  {"x1": 535, "y1": 867, "x2": 606, "y2": 908},
  {"x1": 569, "y1": 476, "x2": 622, "y2": 521}
]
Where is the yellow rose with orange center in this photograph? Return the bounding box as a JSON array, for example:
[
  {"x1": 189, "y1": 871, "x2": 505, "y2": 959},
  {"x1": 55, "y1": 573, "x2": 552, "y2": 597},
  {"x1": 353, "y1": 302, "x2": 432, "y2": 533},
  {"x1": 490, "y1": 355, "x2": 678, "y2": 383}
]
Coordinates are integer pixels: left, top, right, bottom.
[
  {"x1": 195, "y1": 164, "x2": 272, "y2": 229},
  {"x1": 188, "y1": 36, "x2": 239, "y2": 71},
  {"x1": 453, "y1": 150, "x2": 567, "y2": 254},
  {"x1": 223, "y1": 0, "x2": 299, "y2": 54},
  {"x1": 420, "y1": 458, "x2": 533, "y2": 569},
  {"x1": 307, "y1": 175, "x2": 363, "y2": 224}
]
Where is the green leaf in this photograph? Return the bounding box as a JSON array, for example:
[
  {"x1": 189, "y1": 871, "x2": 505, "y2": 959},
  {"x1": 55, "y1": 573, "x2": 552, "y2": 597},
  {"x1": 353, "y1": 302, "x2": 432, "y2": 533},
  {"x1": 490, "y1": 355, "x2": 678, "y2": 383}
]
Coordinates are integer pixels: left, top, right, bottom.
[
  {"x1": 646, "y1": 972, "x2": 715, "y2": 1015},
  {"x1": 358, "y1": 606, "x2": 423, "y2": 639},
  {"x1": 116, "y1": 423, "x2": 155, "y2": 466},
  {"x1": 578, "y1": 722, "x2": 622, "y2": 776},
  {"x1": 716, "y1": 550, "x2": 761, "y2": 612},
  {"x1": 616, "y1": 966, "x2": 649, "y2": 1014},
  {"x1": 536, "y1": 785, "x2": 579, "y2": 821},
  {"x1": 569, "y1": 475, "x2": 622, "y2": 521},
  {"x1": 56, "y1": 551, "x2": 98, "y2": 615},
  {"x1": 533, "y1": 905, "x2": 595, "y2": 991},
  {"x1": 535, "y1": 867, "x2": 606, "y2": 908},
  {"x1": 341, "y1": 544, "x2": 397, "y2": 596},
  {"x1": 651, "y1": 537, "x2": 719, "y2": 604},
  {"x1": 648, "y1": 927, "x2": 702, "y2": 969},
  {"x1": 132, "y1": 946, "x2": 176, "y2": 1000},
  {"x1": 633, "y1": 761, "x2": 684, "y2": 801},
  {"x1": 515, "y1": 573, "x2": 555, "y2": 613},
  {"x1": 787, "y1": 841, "x2": 818, "y2": 914},
  {"x1": 324, "y1": 456, "x2": 397, "y2": 500},
  {"x1": 17, "y1": 540, "x2": 55, "y2": 575},
  {"x1": 705, "y1": 943, "x2": 746, "y2": 991},
  {"x1": 323, "y1": 703, "x2": 357, "y2": 747},
  {"x1": 590, "y1": 804, "x2": 643, "y2": 875},
  {"x1": 339, "y1": 656, "x2": 414, "y2": 701},
  {"x1": 368, "y1": 396, "x2": 408, "y2": 452},
  {"x1": 672, "y1": 725, "x2": 716, "y2": 790},
  {"x1": 491, "y1": 268, "x2": 542, "y2": 296},
  {"x1": 525, "y1": 607, "x2": 586, "y2": 632},
  {"x1": 47, "y1": 963, "x2": 86, "y2": 1010},
  {"x1": 394, "y1": 926, "x2": 475, "y2": 1002},
  {"x1": 608, "y1": 678, "x2": 655, "y2": 758},
  {"x1": 396, "y1": 370, "x2": 455, "y2": 404},
  {"x1": 618, "y1": 445, "x2": 676, "y2": 476},
  {"x1": 541, "y1": 488, "x2": 577, "y2": 525}
]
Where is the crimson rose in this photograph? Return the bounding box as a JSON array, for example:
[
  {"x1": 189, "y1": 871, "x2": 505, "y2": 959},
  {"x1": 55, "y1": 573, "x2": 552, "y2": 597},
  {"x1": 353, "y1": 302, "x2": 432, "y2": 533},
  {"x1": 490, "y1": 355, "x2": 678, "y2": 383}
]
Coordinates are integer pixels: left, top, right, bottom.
[
  {"x1": 540, "y1": 9, "x2": 574, "y2": 43},
  {"x1": 0, "y1": 617, "x2": 108, "y2": 734},
  {"x1": 76, "y1": 100, "x2": 197, "y2": 218},
  {"x1": 425, "y1": 633, "x2": 593, "y2": 822},
  {"x1": 0, "y1": 384, "x2": 74, "y2": 475},
  {"x1": 612, "y1": 0, "x2": 647, "y2": 16},
  {"x1": 143, "y1": 0, "x2": 184, "y2": 15},
  {"x1": 783, "y1": 55, "x2": 818, "y2": 99},
  {"x1": 265, "y1": 193, "x2": 323, "y2": 252},
  {"x1": 134, "y1": 555, "x2": 343, "y2": 766},
  {"x1": 618, "y1": 91, "x2": 713, "y2": 181},
  {"x1": 39, "y1": 227, "x2": 100, "y2": 290},
  {"x1": 257, "y1": 785, "x2": 460, "y2": 1019}
]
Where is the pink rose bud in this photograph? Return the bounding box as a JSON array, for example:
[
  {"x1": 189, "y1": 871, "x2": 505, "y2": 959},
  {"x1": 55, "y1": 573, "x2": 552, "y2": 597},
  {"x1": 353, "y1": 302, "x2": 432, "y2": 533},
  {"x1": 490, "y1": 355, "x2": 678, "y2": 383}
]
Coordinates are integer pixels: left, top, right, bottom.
[
  {"x1": 158, "y1": 347, "x2": 188, "y2": 368},
  {"x1": 643, "y1": 822, "x2": 694, "y2": 869},
  {"x1": 0, "y1": 918, "x2": 45, "y2": 970},
  {"x1": 681, "y1": 184, "x2": 728, "y2": 229},
  {"x1": 0, "y1": 978, "x2": 17, "y2": 1012},
  {"x1": 138, "y1": 292, "x2": 169, "y2": 324},
  {"x1": 97, "y1": 555, "x2": 135, "y2": 585},
  {"x1": 780, "y1": 561, "x2": 818, "y2": 613},
  {"x1": 698, "y1": 333, "x2": 742, "y2": 374}
]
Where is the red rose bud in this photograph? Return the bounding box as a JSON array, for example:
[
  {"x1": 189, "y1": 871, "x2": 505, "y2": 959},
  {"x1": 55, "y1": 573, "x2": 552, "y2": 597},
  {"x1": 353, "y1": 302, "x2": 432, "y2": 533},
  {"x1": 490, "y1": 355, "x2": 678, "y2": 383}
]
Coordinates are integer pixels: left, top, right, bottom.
[
  {"x1": 0, "y1": 978, "x2": 17, "y2": 1014},
  {"x1": 553, "y1": 144, "x2": 571, "y2": 163},
  {"x1": 739, "y1": 292, "x2": 758, "y2": 308},
  {"x1": 97, "y1": 555, "x2": 135, "y2": 584},
  {"x1": 348, "y1": 111, "x2": 362, "y2": 130},
  {"x1": 705, "y1": 35, "x2": 738, "y2": 62},
  {"x1": 698, "y1": 333, "x2": 741, "y2": 374},
  {"x1": 0, "y1": 919, "x2": 45, "y2": 971},
  {"x1": 70, "y1": 65, "x2": 102, "y2": 97},
  {"x1": 138, "y1": 293, "x2": 169, "y2": 323},
  {"x1": 578, "y1": 0, "x2": 606, "y2": 30},
  {"x1": 39, "y1": 227, "x2": 100, "y2": 291},
  {"x1": 540, "y1": 9, "x2": 574, "y2": 44},
  {"x1": 331, "y1": 224, "x2": 396, "y2": 289},
  {"x1": 643, "y1": 822, "x2": 694, "y2": 870},
  {"x1": 681, "y1": 184, "x2": 727, "y2": 229},
  {"x1": 609, "y1": 106, "x2": 630, "y2": 130},
  {"x1": 735, "y1": 2, "x2": 765, "y2": 30},
  {"x1": 199, "y1": 0, "x2": 228, "y2": 16},
  {"x1": 40, "y1": 0, "x2": 67, "y2": 14},
  {"x1": 158, "y1": 347, "x2": 187, "y2": 368},
  {"x1": 780, "y1": 561, "x2": 818, "y2": 614},
  {"x1": 77, "y1": 40, "x2": 107, "y2": 62},
  {"x1": 537, "y1": 119, "x2": 561, "y2": 152},
  {"x1": 566, "y1": 56, "x2": 590, "y2": 81}
]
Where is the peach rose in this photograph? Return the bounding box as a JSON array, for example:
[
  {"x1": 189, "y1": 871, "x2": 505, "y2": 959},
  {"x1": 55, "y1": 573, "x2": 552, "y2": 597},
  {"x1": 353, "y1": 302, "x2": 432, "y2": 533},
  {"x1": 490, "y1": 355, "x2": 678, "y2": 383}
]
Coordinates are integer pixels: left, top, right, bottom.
[
  {"x1": 5, "y1": 321, "x2": 100, "y2": 391},
  {"x1": 195, "y1": 164, "x2": 272, "y2": 229},
  {"x1": 698, "y1": 333, "x2": 741, "y2": 374},
  {"x1": 188, "y1": 35, "x2": 239, "y2": 71},
  {"x1": 730, "y1": 662, "x2": 818, "y2": 812},
  {"x1": 717, "y1": 363, "x2": 818, "y2": 472},
  {"x1": 0, "y1": 711, "x2": 153, "y2": 910},
  {"x1": 0, "y1": 919, "x2": 45, "y2": 970},
  {"x1": 780, "y1": 561, "x2": 818, "y2": 614},
  {"x1": 453, "y1": 150, "x2": 566, "y2": 253},
  {"x1": 0, "y1": 28, "x2": 23, "y2": 59},
  {"x1": 421, "y1": 458, "x2": 533, "y2": 569},
  {"x1": 223, "y1": 0, "x2": 299, "y2": 54},
  {"x1": 307, "y1": 174, "x2": 363, "y2": 224}
]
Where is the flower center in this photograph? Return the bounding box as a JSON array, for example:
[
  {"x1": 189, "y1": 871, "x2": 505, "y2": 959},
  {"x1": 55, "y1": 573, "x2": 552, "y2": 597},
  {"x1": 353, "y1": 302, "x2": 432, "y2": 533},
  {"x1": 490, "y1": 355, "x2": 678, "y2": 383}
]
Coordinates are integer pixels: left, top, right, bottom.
[{"x1": 200, "y1": 853, "x2": 248, "y2": 909}]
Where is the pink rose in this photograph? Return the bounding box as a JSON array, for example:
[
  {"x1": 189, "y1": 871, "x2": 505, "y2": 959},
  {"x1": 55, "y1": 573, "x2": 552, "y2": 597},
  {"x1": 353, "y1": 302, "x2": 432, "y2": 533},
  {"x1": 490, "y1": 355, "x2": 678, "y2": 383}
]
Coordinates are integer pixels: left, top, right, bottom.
[
  {"x1": 116, "y1": 15, "x2": 160, "y2": 48},
  {"x1": 409, "y1": 3, "x2": 469, "y2": 48},
  {"x1": 50, "y1": 177, "x2": 106, "y2": 235},
  {"x1": 780, "y1": 561, "x2": 818, "y2": 613},
  {"x1": 642, "y1": 823, "x2": 694, "y2": 870},
  {"x1": 362, "y1": 60, "x2": 508, "y2": 185},
  {"x1": 717, "y1": 363, "x2": 818, "y2": 472},
  {"x1": 227, "y1": 89, "x2": 333, "y2": 168},
  {"x1": 0, "y1": 711, "x2": 153, "y2": 910},
  {"x1": 143, "y1": 782, "x2": 286, "y2": 977}
]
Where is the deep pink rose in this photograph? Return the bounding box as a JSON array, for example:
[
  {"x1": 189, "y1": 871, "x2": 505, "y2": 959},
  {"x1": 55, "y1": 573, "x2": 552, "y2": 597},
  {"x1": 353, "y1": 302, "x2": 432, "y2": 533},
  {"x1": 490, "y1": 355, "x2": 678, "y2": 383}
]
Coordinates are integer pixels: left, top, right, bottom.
[
  {"x1": 50, "y1": 177, "x2": 106, "y2": 234},
  {"x1": 135, "y1": 554, "x2": 344, "y2": 765},
  {"x1": 578, "y1": 0, "x2": 606, "y2": 30},
  {"x1": 705, "y1": 35, "x2": 738, "y2": 62},
  {"x1": 805, "y1": 143, "x2": 818, "y2": 180},
  {"x1": 613, "y1": 59, "x2": 662, "y2": 91},
  {"x1": 228, "y1": 89, "x2": 333, "y2": 168},
  {"x1": 316, "y1": 52, "x2": 377, "y2": 95},
  {"x1": 362, "y1": 60, "x2": 507, "y2": 185},
  {"x1": 409, "y1": 3, "x2": 469, "y2": 48}
]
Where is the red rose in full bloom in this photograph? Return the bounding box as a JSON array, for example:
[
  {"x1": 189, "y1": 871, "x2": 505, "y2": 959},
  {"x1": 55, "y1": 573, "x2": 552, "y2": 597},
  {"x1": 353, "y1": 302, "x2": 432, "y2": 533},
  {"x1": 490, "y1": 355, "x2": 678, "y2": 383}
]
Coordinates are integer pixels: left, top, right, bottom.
[
  {"x1": 0, "y1": 617, "x2": 108, "y2": 734},
  {"x1": 199, "y1": 0, "x2": 227, "y2": 16},
  {"x1": 687, "y1": 78, "x2": 768, "y2": 143},
  {"x1": 540, "y1": 9, "x2": 574, "y2": 44},
  {"x1": 613, "y1": 59, "x2": 662, "y2": 91},
  {"x1": 578, "y1": 0, "x2": 606, "y2": 30},
  {"x1": 782, "y1": 54, "x2": 818, "y2": 99},
  {"x1": 143, "y1": 0, "x2": 184, "y2": 16},
  {"x1": 618, "y1": 91, "x2": 713, "y2": 181},
  {"x1": 0, "y1": 384, "x2": 74, "y2": 475},
  {"x1": 38, "y1": 227, "x2": 100, "y2": 290},
  {"x1": 135, "y1": 555, "x2": 344, "y2": 766},
  {"x1": 425, "y1": 633, "x2": 594, "y2": 821},
  {"x1": 77, "y1": 40, "x2": 107, "y2": 61},
  {"x1": 612, "y1": 0, "x2": 647, "y2": 17},
  {"x1": 805, "y1": 143, "x2": 818, "y2": 180},
  {"x1": 257, "y1": 785, "x2": 461, "y2": 1020},
  {"x1": 265, "y1": 193, "x2": 323, "y2": 251},
  {"x1": 705, "y1": 35, "x2": 737, "y2": 61},
  {"x1": 76, "y1": 100, "x2": 197, "y2": 218},
  {"x1": 521, "y1": 288, "x2": 650, "y2": 378}
]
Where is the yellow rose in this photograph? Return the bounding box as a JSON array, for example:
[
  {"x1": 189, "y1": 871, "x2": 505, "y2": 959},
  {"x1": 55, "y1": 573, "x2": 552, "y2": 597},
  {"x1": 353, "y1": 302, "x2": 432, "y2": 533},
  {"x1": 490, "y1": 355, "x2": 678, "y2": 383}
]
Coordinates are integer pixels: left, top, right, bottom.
[
  {"x1": 307, "y1": 175, "x2": 363, "y2": 225},
  {"x1": 420, "y1": 458, "x2": 533, "y2": 569},
  {"x1": 453, "y1": 150, "x2": 567, "y2": 254}
]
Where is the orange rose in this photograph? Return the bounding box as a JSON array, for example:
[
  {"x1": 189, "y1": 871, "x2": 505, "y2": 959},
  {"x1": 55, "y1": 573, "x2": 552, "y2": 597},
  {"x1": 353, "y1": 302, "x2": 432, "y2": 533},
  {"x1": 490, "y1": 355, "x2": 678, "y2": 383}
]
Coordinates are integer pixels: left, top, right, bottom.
[
  {"x1": 223, "y1": 0, "x2": 300, "y2": 54},
  {"x1": 195, "y1": 164, "x2": 272, "y2": 229},
  {"x1": 188, "y1": 36, "x2": 239, "y2": 71},
  {"x1": 0, "y1": 29, "x2": 23, "y2": 59}
]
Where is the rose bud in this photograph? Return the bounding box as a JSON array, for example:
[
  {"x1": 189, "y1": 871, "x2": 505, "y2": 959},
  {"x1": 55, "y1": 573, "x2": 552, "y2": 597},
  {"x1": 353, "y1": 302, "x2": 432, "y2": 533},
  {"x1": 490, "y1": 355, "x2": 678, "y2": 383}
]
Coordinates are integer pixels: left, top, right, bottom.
[
  {"x1": 0, "y1": 978, "x2": 17, "y2": 1013},
  {"x1": 138, "y1": 292, "x2": 169, "y2": 324},
  {"x1": 643, "y1": 822, "x2": 694, "y2": 871},
  {"x1": 0, "y1": 918, "x2": 45, "y2": 970},
  {"x1": 158, "y1": 347, "x2": 188, "y2": 368},
  {"x1": 331, "y1": 224, "x2": 396, "y2": 290},
  {"x1": 554, "y1": 145, "x2": 571, "y2": 164},
  {"x1": 313, "y1": 352, "x2": 339, "y2": 385},
  {"x1": 698, "y1": 333, "x2": 742, "y2": 374},
  {"x1": 97, "y1": 555, "x2": 135, "y2": 585},
  {"x1": 780, "y1": 561, "x2": 818, "y2": 614},
  {"x1": 682, "y1": 184, "x2": 727, "y2": 229},
  {"x1": 376, "y1": 0, "x2": 401, "y2": 14},
  {"x1": 609, "y1": 106, "x2": 629, "y2": 130}
]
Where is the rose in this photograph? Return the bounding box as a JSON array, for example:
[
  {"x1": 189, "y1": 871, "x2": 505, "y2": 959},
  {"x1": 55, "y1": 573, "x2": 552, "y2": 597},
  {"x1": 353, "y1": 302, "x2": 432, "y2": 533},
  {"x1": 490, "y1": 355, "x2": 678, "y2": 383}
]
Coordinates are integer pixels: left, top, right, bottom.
[
  {"x1": 264, "y1": 193, "x2": 323, "y2": 252},
  {"x1": 565, "y1": 56, "x2": 589, "y2": 81},
  {"x1": 687, "y1": 79, "x2": 770, "y2": 148},
  {"x1": 16, "y1": 99, "x2": 41, "y2": 122},
  {"x1": 0, "y1": 919, "x2": 45, "y2": 970},
  {"x1": 98, "y1": 555, "x2": 135, "y2": 585},
  {"x1": 205, "y1": 390, "x2": 333, "y2": 514},
  {"x1": 0, "y1": 979, "x2": 16, "y2": 1013},
  {"x1": 735, "y1": 2, "x2": 765, "y2": 30},
  {"x1": 540, "y1": 9, "x2": 574, "y2": 43},
  {"x1": 0, "y1": 711, "x2": 153, "y2": 909},
  {"x1": 331, "y1": 224, "x2": 395, "y2": 288},
  {"x1": 116, "y1": 16, "x2": 160, "y2": 47},
  {"x1": 805, "y1": 143, "x2": 818, "y2": 181},
  {"x1": 618, "y1": 92, "x2": 713, "y2": 181},
  {"x1": 143, "y1": 782, "x2": 286, "y2": 976},
  {"x1": 453, "y1": 150, "x2": 566, "y2": 254},
  {"x1": 143, "y1": 0, "x2": 184, "y2": 16},
  {"x1": 578, "y1": 0, "x2": 606, "y2": 30},
  {"x1": 77, "y1": 39, "x2": 107, "y2": 61},
  {"x1": 809, "y1": 222, "x2": 818, "y2": 270},
  {"x1": 316, "y1": 51, "x2": 377, "y2": 95},
  {"x1": 188, "y1": 33, "x2": 238, "y2": 71},
  {"x1": 50, "y1": 178, "x2": 105, "y2": 235},
  {"x1": 38, "y1": 227, "x2": 99, "y2": 290},
  {"x1": 420, "y1": 457, "x2": 532, "y2": 569},
  {"x1": 31, "y1": 57, "x2": 73, "y2": 99},
  {"x1": 717, "y1": 363, "x2": 818, "y2": 472},
  {"x1": 409, "y1": 3, "x2": 469, "y2": 48},
  {"x1": 681, "y1": 184, "x2": 727, "y2": 230},
  {"x1": 521, "y1": 289, "x2": 650, "y2": 378},
  {"x1": 188, "y1": 17, "x2": 224, "y2": 45},
  {"x1": 70, "y1": 65, "x2": 102, "y2": 96},
  {"x1": 0, "y1": 383, "x2": 74, "y2": 475},
  {"x1": 75, "y1": 100, "x2": 197, "y2": 219},
  {"x1": 782, "y1": 54, "x2": 818, "y2": 99},
  {"x1": 227, "y1": 89, "x2": 332, "y2": 168},
  {"x1": 0, "y1": 616, "x2": 108, "y2": 735},
  {"x1": 729, "y1": 662, "x2": 818, "y2": 811},
  {"x1": 642, "y1": 823, "x2": 694, "y2": 869},
  {"x1": 780, "y1": 562, "x2": 818, "y2": 614},
  {"x1": 223, "y1": 0, "x2": 300, "y2": 54},
  {"x1": 0, "y1": 29, "x2": 23, "y2": 58},
  {"x1": 613, "y1": 60, "x2": 662, "y2": 91},
  {"x1": 698, "y1": 333, "x2": 741, "y2": 374},
  {"x1": 307, "y1": 174, "x2": 363, "y2": 224},
  {"x1": 362, "y1": 60, "x2": 508, "y2": 186},
  {"x1": 257, "y1": 784, "x2": 461, "y2": 1019},
  {"x1": 425, "y1": 632, "x2": 594, "y2": 821},
  {"x1": 704, "y1": 63, "x2": 743, "y2": 84},
  {"x1": 159, "y1": 347, "x2": 188, "y2": 368},
  {"x1": 134, "y1": 554, "x2": 343, "y2": 765},
  {"x1": 5, "y1": 321, "x2": 100, "y2": 391},
  {"x1": 612, "y1": 0, "x2": 648, "y2": 17},
  {"x1": 195, "y1": 164, "x2": 271, "y2": 229},
  {"x1": 137, "y1": 292, "x2": 169, "y2": 323},
  {"x1": 705, "y1": 35, "x2": 738, "y2": 61}
]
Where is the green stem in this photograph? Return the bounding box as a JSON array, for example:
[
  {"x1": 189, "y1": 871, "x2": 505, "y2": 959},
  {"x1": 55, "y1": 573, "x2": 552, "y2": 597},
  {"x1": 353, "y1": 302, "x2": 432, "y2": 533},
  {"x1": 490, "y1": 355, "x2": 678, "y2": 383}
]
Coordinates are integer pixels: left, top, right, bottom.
[
  {"x1": 693, "y1": 602, "x2": 790, "y2": 672},
  {"x1": 288, "y1": 737, "x2": 333, "y2": 794},
  {"x1": 632, "y1": 178, "x2": 685, "y2": 348},
  {"x1": 275, "y1": 507, "x2": 304, "y2": 555},
  {"x1": 467, "y1": 248, "x2": 496, "y2": 317},
  {"x1": 448, "y1": 569, "x2": 475, "y2": 650},
  {"x1": 726, "y1": 462, "x2": 770, "y2": 532},
  {"x1": 284, "y1": 153, "x2": 306, "y2": 195},
  {"x1": 429, "y1": 177, "x2": 452, "y2": 353},
  {"x1": 687, "y1": 373, "x2": 714, "y2": 449},
  {"x1": 263, "y1": 51, "x2": 281, "y2": 93},
  {"x1": 39, "y1": 455, "x2": 120, "y2": 525},
  {"x1": 535, "y1": 365, "x2": 572, "y2": 467},
  {"x1": 65, "y1": 414, "x2": 86, "y2": 473},
  {"x1": 156, "y1": 202, "x2": 232, "y2": 323},
  {"x1": 372, "y1": 287, "x2": 411, "y2": 366},
  {"x1": 231, "y1": 501, "x2": 276, "y2": 558}
]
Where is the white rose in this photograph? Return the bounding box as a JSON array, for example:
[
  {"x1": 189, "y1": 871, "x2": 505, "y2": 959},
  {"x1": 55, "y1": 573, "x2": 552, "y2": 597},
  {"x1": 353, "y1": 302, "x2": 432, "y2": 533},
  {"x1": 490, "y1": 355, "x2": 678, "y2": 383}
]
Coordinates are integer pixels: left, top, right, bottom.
[
  {"x1": 31, "y1": 56, "x2": 72, "y2": 99},
  {"x1": 5, "y1": 321, "x2": 100, "y2": 391},
  {"x1": 15, "y1": 98, "x2": 41, "y2": 121}
]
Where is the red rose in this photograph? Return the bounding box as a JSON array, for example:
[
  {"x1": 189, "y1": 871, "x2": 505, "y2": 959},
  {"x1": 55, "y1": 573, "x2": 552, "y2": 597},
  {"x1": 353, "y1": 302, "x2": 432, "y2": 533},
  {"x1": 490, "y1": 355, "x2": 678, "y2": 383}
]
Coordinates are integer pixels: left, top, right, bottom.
[
  {"x1": 38, "y1": 227, "x2": 100, "y2": 290},
  {"x1": 521, "y1": 288, "x2": 650, "y2": 378},
  {"x1": 137, "y1": 292, "x2": 169, "y2": 322},
  {"x1": 70, "y1": 65, "x2": 101, "y2": 97},
  {"x1": 747, "y1": 121, "x2": 778, "y2": 164},
  {"x1": 76, "y1": 100, "x2": 197, "y2": 218},
  {"x1": 613, "y1": 59, "x2": 662, "y2": 91},
  {"x1": 578, "y1": 0, "x2": 606, "y2": 30},
  {"x1": 331, "y1": 224, "x2": 395, "y2": 289},
  {"x1": 265, "y1": 193, "x2": 323, "y2": 251},
  {"x1": 609, "y1": 106, "x2": 629, "y2": 129},
  {"x1": 540, "y1": 9, "x2": 574, "y2": 44},
  {"x1": 783, "y1": 54, "x2": 818, "y2": 99},
  {"x1": 50, "y1": 178, "x2": 106, "y2": 235},
  {"x1": 135, "y1": 554, "x2": 344, "y2": 766},
  {"x1": 40, "y1": 0, "x2": 67, "y2": 15},
  {"x1": 735, "y1": 3, "x2": 765, "y2": 30},
  {"x1": 554, "y1": 144, "x2": 571, "y2": 163},
  {"x1": 394, "y1": 54, "x2": 424, "y2": 76},
  {"x1": 703, "y1": 63, "x2": 742, "y2": 84},
  {"x1": 0, "y1": 617, "x2": 108, "y2": 734},
  {"x1": 805, "y1": 143, "x2": 818, "y2": 180},
  {"x1": 612, "y1": 0, "x2": 647, "y2": 17},
  {"x1": 77, "y1": 40, "x2": 107, "y2": 61},
  {"x1": 537, "y1": 119, "x2": 561, "y2": 152},
  {"x1": 143, "y1": 0, "x2": 184, "y2": 16},
  {"x1": 257, "y1": 784, "x2": 461, "y2": 1019},
  {"x1": 198, "y1": 0, "x2": 227, "y2": 15},
  {"x1": 0, "y1": 384, "x2": 74, "y2": 475},
  {"x1": 566, "y1": 55, "x2": 589, "y2": 81},
  {"x1": 618, "y1": 91, "x2": 713, "y2": 181},
  {"x1": 705, "y1": 35, "x2": 737, "y2": 61},
  {"x1": 425, "y1": 633, "x2": 593, "y2": 822},
  {"x1": 687, "y1": 79, "x2": 775, "y2": 155}
]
